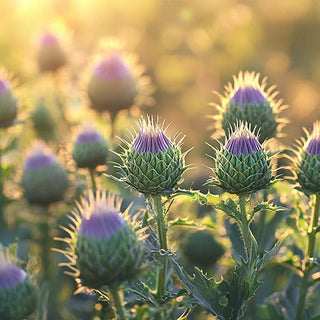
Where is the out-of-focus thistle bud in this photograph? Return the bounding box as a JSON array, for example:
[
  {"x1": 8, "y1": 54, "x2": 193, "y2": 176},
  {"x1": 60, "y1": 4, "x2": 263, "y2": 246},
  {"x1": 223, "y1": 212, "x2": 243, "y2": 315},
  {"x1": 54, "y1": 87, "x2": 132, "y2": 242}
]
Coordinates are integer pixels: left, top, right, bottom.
[
  {"x1": 31, "y1": 99, "x2": 56, "y2": 141},
  {"x1": 118, "y1": 117, "x2": 187, "y2": 195},
  {"x1": 293, "y1": 121, "x2": 320, "y2": 195},
  {"x1": 0, "y1": 243, "x2": 38, "y2": 320},
  {"x1": 0, "y1": 73, "x2": 17, "y2": 128},
  {"x1": 213, "y1": 71, "x2": 286, "y2": 143},
  {"x1": 36, "y1": 32, "x2": 67, "y2": 72},
  {"x1": 72, "y1": 123, "x2": 108, "y2": 169},
  {"x1": 182, "y1": 230, "x2": 225, "y2": 269},
  {"x1": 22, "y1": 142, "x2": 68, "y2": 204},
  {"x1": 87, "y1": 53, "x2": 137, "y2": 115},
  {"x1": 210, "y1": 122, "x2": 274, "y2": 195},
  {"x1": 57, "y1": 191, "x2": 146, "y2": 290}
]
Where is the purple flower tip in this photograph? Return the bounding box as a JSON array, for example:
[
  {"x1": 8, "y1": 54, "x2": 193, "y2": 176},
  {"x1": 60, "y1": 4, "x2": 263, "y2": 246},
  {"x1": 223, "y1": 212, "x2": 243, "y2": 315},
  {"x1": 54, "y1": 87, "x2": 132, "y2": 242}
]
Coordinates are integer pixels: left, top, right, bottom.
[
  {"x1": 76, "y1": 123, "x2": 103, "y2": 144},
  {"x1": 24, "y1": 143, "x2": 57, "y2": 170},
  {"x1": 0, "y1": 263, "x2": 26, "y2": 289},
  {"x1": 306, "y1": 122, "x2": 320, "y2": 155},
  {"x1": 133, "y1": 119, "x2": 173, "y2": 155},
  {"x1": 0, "y1": 79, "x2": 9, "y2": 95},
  {"x1": 40, "y1": 32, "x2": 59, "y2": 46},
  {"x1": 79, "y1": 199, "x2": 125, "y2": 240},
  {"x1": 230, "y1": 86, "x2": 266, "y2": 106},
  {"x1": 225, "y1": 125, "x2": 262, "y2": 156},
  {"x1": 94, "y1": 53, "x2": 131, "y2": 80}
]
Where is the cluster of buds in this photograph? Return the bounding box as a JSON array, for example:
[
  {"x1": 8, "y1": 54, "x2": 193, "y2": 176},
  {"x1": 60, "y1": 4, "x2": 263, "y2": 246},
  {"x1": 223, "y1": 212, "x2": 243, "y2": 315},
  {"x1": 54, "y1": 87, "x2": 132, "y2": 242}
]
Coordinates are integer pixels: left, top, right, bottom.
[
  {"x1": 72, "y1": 123, "x2": 108, "y2": 169},
  {"x1": 22, "y1": 142, "x2": 68, "y2": 205},
  {"x1": 36, "y1": 32, "x2": 67, "y2": 73},
  {"x1": 211, "y1": 122, "x2": 274, "y2": 195},
  {"x1": 87, "y1": 52, "x2": 137, "y2": 116},
  {"x1": 214, "y1": 71, "x2": 285, "y2": 143},
  {"x1": 0, "y1": 243, "x2": 38, "y2": 320},
  {"x1": 118, "y1": 117, "x2": 187, "y2": 195},
  {"x1": 59, "y1": 191, "x2": 146, "y2": 290},
  {"x1": 292, "y1": 121, "x2": 320, "y2": 195}
]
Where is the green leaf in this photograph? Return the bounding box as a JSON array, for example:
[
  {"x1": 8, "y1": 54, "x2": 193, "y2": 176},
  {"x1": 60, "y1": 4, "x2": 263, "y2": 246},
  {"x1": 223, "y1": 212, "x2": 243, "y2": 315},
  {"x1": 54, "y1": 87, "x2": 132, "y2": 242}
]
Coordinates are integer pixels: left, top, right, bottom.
[
  {"x1": 252, "y1": 202, "x2": 279, "y2": 215},
  {"x1": 169, "y1": 217, "x2": 197, "y2": 227}
]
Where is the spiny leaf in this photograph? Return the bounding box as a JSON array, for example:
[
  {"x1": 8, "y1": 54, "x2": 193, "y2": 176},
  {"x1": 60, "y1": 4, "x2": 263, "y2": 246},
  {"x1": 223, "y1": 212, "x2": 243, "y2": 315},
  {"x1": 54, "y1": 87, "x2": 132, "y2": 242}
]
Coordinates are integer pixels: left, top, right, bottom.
[{"x1": 169, "y1": 217, "x2": 198, "y2": 227}]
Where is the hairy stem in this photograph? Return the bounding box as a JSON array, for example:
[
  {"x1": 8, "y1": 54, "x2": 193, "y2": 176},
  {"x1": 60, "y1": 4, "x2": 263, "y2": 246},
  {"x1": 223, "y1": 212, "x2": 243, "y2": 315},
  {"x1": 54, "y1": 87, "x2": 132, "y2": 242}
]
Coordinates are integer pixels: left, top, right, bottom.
[
  {"x1": 295, "y1": 194, "x2": 320, "y2": 320},
  {"x1": 238, "y1": 194, "x2": 258, "y2": 263},
  {"x1": 150, "y1": 194, "x2": 168, "y2": 299},
  {"x1": 110, "y1": 286, "x2": 126, "y2": 320},
  {"x1": 257, "y1": 189, "x2": 268, "y2": 248}
]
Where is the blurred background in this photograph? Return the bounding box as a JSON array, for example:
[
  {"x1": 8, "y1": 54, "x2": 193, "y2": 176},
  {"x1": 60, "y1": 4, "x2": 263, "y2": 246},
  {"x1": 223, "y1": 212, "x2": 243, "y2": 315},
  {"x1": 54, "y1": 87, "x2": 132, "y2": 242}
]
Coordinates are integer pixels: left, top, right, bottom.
[
  {"x1": 1, "y1": 1, "x2": 320, "y2": 318},
  {"x1": 2, "y1": 0, "x2": 320, "y2": 164}
]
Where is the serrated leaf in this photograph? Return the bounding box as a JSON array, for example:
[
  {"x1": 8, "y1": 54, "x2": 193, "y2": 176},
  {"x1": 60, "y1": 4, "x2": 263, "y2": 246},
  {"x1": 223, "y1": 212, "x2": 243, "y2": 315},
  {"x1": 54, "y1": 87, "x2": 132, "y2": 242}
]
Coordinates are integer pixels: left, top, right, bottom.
[
  {"x1": 225, "y1": 220, "x2": 246, "y2": 263},
  {"x1": 252, "y1": 202, "x2": 279, "y2": 215},
  {"x1": 169, "y1": 218, "x2": 197, "y2": 227}
]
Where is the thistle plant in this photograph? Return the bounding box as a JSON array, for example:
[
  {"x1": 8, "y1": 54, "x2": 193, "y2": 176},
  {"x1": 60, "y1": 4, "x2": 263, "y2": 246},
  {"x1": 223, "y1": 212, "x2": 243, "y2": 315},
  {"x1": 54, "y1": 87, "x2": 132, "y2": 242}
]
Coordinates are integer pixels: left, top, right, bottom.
[
  {"x1": 72, "y1": 122, "x2": 108, "y2": 191},
  {"x1": 36, "y1": 32, "x2": 67, "y2": 73},
  {"x1": 0, "y1": 68, "x2": 19, "y2": 228},
  {"x1": 56, "y1": 191, "x2": 147, "y2": 319},
  {"x1": 172, "y1": 122, "x2": 279, "y2": 319},
  {"x1": 116, "y1": 117, "x2": 188, "y2": 300},
  {"x1": 291, "y1": 121, "x2": 320, "y2": 319},
  {"x1": 212, "y1": 71, "x2": 286, "y2": 143},
  {"x1": 22, "y1": 142, "x2": 68, "y2": 205},
  {"x1": 0, "y1": 243, "x2": 38, "y2": 320}
]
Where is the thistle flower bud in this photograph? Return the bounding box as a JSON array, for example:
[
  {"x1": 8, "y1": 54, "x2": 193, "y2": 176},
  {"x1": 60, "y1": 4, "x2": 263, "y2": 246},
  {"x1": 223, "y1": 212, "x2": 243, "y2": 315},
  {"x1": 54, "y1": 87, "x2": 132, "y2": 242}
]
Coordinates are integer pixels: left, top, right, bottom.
[
  {"x1": 22, "y1": 142, "x2": 68, "y2": 204},
  {"x1": 59, "y1": 192, "x2": 146, "y2": 289},
  {"x1": 182, "y1": 230, "x2": 225, "y2": 269},
  {"x1": 72, "y1": 123, "x2": 108, "y2": 169},
  {"x1": 87, "y1": 53, "x2": 137, "y2": 115},
  {"x1": 118, "y1": 117, "x2": 187, "y2": 195},
  {"x1": 214, "y1": 71, "x2": 285, "y2": 143},
  {"x1": 36, "y1": 32, "x2": 67, "y2": 72},
  {"x1": 0, "y1": 244, "x2": 38, "y2": 320},
  {"x1": 211, "y1": 122, "x2": 273, "y2": 195},
  {"x1": 293, "y1": 122, "x2": 320, "y2": 194},
  {"x1": 31, "y1": 100, "x2": 56, "y2": 141},
  {"x1": 0, "y1": 77, "x2": 17, "y2": 128}
]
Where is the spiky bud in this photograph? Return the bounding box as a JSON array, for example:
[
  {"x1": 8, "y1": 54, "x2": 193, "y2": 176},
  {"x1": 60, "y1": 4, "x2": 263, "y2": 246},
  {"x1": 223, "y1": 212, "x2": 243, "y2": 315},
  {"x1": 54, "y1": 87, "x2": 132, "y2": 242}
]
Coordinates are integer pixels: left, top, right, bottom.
[
  {"x1": 72, "y1": 123, "x2": 108, "y2": 169},
  {"x1": 214, "y1": 71, "x2": 285, "y2": 143},
  {"x1": 59, "y1": 192, "x2": 146, "y2": 289},
  {"x1": 118, "y1": 117, "x2": 187, "y2": 195},
  {"x1": 31, "y1": 100, "x2": 56, "y2": 141},
  {"x1": 36, "y1": 32, "x2": 67, "y2": 72},
  {"x1": 22, "y1": 142, "x2": 68, "y2": 204},
  {"x1": 211, "y1": 122, "x2": 274, "y2": 194},
  {"x1": 0, "y1": 243, "x2": 38, "y2": 320},
  {"x1": 182, "y1": 230, "x2": 225, "y2": 269},
  {"x1": 0, "y1": 77, "x2": 17, "y2": 128},
  {"x1": 293, "y1": 122, "x2": 320, "y2": 195},
  {"x1": 87, "y1": 53, "x2": 137, "y2": 115}
]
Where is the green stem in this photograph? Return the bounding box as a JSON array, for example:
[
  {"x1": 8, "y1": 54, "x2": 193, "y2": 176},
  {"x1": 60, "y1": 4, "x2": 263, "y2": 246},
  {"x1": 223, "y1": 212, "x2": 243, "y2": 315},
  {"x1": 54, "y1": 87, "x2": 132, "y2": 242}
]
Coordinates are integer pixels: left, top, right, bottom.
[
  {"x1": 40, "y1": 205, "x2": 51, "y2": 282},
  {"x1": 295, "y1": 194, "x2": 320, "y2": 320},
  {"x1": 257, "y1": 190, "x2": 268, "y2": 248},
  {"x1": 89, "y1": 169, "x2": 97, "y2": 193},
  {"x1": 150, "y1": 194, "x2": 168, "y2": 299},
  {"x1": 110, "y1": 286, "x2": 126, "y2": 320},
  {"x1": 238, "y1": 195, "x2": 258, "y2": 263}
]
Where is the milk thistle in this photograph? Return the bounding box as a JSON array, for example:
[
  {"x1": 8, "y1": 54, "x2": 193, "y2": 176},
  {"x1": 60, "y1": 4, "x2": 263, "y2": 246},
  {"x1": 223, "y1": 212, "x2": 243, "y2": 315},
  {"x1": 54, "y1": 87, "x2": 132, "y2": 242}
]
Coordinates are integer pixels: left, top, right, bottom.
[
  {"x1": 56, "y1": 191, "x2": 146, "y2": 319},
  {"x1": 22, "y1": 141, "x2": 68, "y2": 205},
  {"x1": 292, "y1": 121, "x2": 320, "y2": 320},
  {"x1": 211, "y1": 122, "x2": 274, "y2": 195},
  {"x1": 0, "y1": 243, "x2": 38, "y2": 320},
  {"x1": 212, "y1": 71, "x2": 286, "y2": 143}
]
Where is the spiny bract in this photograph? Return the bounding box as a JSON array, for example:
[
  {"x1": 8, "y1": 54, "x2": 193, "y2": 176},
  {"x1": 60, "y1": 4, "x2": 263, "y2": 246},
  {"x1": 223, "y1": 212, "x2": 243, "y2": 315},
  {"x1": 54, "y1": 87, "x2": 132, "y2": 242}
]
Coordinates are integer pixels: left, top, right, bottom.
[
  {"x1": 117, "y1": 117, "x2": 187, "y2": 195},
  {"x1": 210, "y1": 122, "x2": 274, "y2": 195}
]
